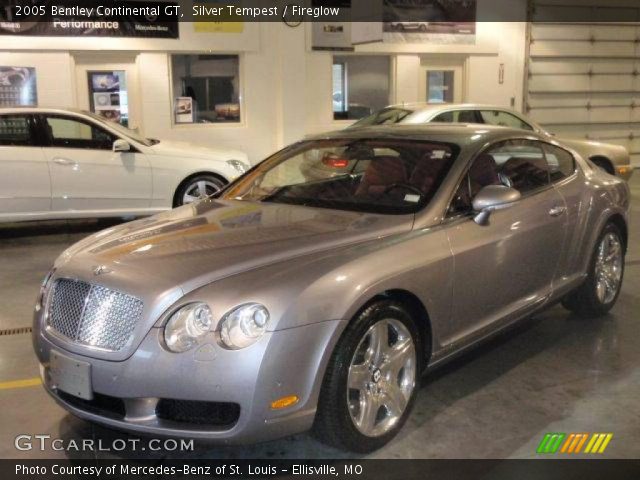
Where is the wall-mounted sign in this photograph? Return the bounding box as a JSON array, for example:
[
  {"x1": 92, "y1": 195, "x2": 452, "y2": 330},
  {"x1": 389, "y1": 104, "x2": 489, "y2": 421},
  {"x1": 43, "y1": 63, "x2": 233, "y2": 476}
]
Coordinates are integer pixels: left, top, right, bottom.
[
  {"x1": 88, "y1": 71, "x2": 128, "y2": 126},
  {"x1": 0, "y1": 1, "x2": 179, "y2": 38},
  {"x1": 0, "y1": 67, "x2": 37, "y2": 106},
  {"x1": 175, "y1": 97, "x2": 194, "y2": 124},
  {"x1": 383, "y1": 0, "x2": 477, "y2": 44}
]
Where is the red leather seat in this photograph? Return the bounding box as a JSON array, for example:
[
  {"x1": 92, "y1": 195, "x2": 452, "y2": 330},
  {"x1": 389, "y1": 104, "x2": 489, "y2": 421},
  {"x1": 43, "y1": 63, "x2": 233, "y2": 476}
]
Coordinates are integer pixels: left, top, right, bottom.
[
  {"x1": 356, "y1": 156, "x2": 407, "y2": 196},
  {"x1": 409, "y1": 156, "x2": 451, "y2": 197}
]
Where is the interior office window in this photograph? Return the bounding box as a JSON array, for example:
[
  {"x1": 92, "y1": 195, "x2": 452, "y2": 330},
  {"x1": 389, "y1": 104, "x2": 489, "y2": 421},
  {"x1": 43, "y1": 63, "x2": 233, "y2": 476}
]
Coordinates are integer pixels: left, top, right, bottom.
[
  {"x1": 44, "y1": 116, "x2": 114, "y2": 150},
  {"x1": 0, "y1": 115, "x2": 32, "y2": 146},
  {"x1": 427, "y1": 71, "x2": 454, "y2": 104},
  {"x1": 171, "y1": 54, "x2": 241, "y2": 124},
  {"x1": 333, "y1": 55, "x2": 391, "y2": 121}
]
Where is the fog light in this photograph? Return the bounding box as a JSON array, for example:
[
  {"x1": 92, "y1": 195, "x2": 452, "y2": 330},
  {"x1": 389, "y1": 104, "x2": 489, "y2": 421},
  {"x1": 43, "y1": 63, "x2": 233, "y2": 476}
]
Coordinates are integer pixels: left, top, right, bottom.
[{"x1": 270, "y1": 395, "x2": 299, "y2": 410}]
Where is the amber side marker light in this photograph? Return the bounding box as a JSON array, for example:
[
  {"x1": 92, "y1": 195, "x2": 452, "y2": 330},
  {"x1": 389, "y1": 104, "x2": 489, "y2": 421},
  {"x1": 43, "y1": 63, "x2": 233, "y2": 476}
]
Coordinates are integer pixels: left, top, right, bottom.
[
  {"x1": 271, "y1": 395, "x2": 299, "y2": 410},
  {"x1": 617, "y1": 166, "x2": 631, "y2": 176}
]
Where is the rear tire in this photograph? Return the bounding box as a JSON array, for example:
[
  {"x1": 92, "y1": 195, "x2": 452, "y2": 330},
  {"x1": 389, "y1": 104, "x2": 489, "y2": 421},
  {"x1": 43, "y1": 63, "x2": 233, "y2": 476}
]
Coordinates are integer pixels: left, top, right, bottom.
[
  {"x1": 313, "y1": 300, "x2": 421, "y2": 453},
  {"x1": 562, "y1": 223, "x2": 625, "y2": 317}
]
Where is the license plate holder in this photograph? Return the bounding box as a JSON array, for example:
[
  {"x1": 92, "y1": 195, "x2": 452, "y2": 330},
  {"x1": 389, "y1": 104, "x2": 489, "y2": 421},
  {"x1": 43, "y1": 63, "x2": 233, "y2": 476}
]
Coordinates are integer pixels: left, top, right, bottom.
[{"x1": 50, "y1": 350, "x2": 93, "y2": 401}]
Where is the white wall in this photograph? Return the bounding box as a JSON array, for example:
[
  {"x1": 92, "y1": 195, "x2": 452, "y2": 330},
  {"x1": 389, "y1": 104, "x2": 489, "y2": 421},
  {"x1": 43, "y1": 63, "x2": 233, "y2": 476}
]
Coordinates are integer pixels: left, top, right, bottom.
[{"x1": 0, "y1": 6, "x2": 529, "y2": 164}]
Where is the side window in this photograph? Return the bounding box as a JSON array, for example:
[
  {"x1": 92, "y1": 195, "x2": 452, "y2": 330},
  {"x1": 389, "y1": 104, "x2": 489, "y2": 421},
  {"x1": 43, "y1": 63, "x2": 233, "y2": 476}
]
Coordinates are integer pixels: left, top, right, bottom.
[
  {"x1": 432, "y1": 110, "x2": 481, "y2": 124},
  {"x1": 490, "y1": 140, "x2": 550, "y2": 195},
  {"x1": 0, "y1": 115, "x2": 33, "y2": 146},
  {"x1": 448, "y1": 139, "x2": 551, "y2": 216},
  {"x1": 544, "y1": 144, "x2": 576, "y2": 183},
  {"x1": 479, "y1": 110, "x2": 534, "y2": 131},
  {"x1": 43, "y1": 116, "x2": 115, "y2": 150}
]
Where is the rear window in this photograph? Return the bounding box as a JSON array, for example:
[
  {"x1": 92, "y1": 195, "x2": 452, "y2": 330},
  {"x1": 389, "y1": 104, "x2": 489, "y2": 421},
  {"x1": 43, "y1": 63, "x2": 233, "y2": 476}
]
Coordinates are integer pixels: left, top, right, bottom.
[{"x1": 0, "y1": 115, "x2": 32, "y2": 146}]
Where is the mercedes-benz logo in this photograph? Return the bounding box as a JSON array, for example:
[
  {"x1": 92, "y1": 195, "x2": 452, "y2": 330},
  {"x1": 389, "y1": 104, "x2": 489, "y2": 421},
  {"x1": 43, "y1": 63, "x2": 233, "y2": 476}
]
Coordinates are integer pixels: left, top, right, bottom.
[{"x1": 93, "y1": 265, "x2": 112, "y2": 276}]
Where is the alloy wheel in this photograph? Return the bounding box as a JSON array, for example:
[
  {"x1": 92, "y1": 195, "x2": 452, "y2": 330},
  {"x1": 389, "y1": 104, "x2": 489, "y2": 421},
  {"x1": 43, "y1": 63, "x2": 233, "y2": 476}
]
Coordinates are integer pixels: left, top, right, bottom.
[
  {"x1": 347, "y1": 318, "x2": 416, "y2": 437},
  {"x1": 594, "y1": 232, "x2": 623, "y2": 305},
  {"x1": 182, "y1": 179, "x2": 222, "y2": 204}
]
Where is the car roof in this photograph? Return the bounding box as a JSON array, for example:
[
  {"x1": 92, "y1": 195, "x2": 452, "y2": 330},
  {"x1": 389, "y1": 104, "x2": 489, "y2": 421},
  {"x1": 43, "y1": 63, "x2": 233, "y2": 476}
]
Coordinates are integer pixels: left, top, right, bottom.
[
  {"x1": 306, "y1": 123, "x2": 542, "y2": 149},
  {"x1": 386, "y1": 103, "x2": 520, "y2": 114}
]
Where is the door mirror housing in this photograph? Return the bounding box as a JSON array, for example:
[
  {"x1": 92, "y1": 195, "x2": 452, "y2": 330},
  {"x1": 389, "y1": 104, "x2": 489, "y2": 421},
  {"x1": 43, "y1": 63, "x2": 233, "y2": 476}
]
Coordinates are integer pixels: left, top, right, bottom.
[
  {"x1": 472, "y1": 185, "x2": 521, "y2": 225},
  {"x1": 113, "y1": 139, "x2": 131, "y2": 152}
]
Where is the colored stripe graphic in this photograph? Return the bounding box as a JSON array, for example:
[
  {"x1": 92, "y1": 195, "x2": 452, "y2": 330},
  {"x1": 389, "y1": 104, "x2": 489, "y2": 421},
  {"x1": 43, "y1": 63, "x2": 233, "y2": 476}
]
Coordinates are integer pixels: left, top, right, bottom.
[
  {"x1": 537, "y1": 433, "x2": 565, "y2": 454},
  {"x1": 584, "y1": 433, "x2": 614, "y2": 454},
  {"x1": 539, "y1": 433, "x2": 613, "y2": 455}
]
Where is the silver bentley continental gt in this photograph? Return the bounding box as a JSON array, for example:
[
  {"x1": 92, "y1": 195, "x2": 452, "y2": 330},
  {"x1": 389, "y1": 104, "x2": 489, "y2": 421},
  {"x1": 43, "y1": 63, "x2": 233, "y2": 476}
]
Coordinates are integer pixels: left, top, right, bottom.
[{"x1": 33, "y1": 124, "x2": 630, "y2": 452}]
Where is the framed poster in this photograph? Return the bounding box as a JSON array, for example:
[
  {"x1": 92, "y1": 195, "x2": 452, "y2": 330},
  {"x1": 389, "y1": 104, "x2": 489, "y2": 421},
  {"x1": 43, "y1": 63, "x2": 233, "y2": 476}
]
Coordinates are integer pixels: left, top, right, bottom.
[
  {"x1": 175, "y1": 97, "x2": 194, "y2": 124},
  {"x1": 0, "y1": 67, "x2": 37, "y2": 106},
  {"x1": 88, "y1": 71, "x2": 128, "y2": 126}
]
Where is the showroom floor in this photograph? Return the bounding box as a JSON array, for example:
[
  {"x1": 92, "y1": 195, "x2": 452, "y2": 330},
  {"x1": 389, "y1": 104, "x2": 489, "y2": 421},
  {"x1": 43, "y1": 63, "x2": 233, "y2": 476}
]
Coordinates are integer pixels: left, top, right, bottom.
[{"x1": 1, "y1": 175, "x2": 639, "y2": 460}]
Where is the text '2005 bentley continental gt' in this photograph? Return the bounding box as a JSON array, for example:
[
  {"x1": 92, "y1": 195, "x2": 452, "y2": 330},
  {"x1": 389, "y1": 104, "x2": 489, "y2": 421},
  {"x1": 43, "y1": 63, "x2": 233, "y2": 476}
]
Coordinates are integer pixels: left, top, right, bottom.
[{"x1": 33, "y1": 124, "x2": 629, "y2": 452}]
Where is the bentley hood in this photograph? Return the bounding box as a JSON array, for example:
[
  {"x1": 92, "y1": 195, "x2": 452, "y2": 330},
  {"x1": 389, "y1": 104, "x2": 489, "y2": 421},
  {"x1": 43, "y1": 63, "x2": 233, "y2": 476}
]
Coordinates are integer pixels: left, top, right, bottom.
[{"x1": 56, "y1": 200, "x2": 413, "y2": 294}]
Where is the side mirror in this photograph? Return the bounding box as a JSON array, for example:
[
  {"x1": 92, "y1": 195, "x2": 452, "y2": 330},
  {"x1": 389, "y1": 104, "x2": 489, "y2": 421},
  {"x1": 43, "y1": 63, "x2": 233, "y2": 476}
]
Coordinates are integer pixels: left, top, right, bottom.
[
  {"x1": 472, "y1": 185, "x2": 521, "y2": 226},
  {"x1": 113, "y1": 139, "x2": 131, "y2": 152}
]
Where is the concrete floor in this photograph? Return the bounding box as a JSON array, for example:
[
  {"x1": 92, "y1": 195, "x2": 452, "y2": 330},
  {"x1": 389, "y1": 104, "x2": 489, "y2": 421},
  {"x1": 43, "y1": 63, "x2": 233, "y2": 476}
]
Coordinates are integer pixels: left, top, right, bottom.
[{"x1": 0, "y1": 176, "x2": 638, "y2": 460}]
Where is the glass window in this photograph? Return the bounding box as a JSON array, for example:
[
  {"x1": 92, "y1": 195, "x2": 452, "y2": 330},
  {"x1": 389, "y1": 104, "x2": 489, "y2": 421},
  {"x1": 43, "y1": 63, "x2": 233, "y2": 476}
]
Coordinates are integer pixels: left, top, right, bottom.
[
  {"x1": 171, "y1": 54, "x2": 241, "y2": 124},
  {"x1": 0, "y1": 115, "x2": 33, "y2": 146},
  {"x1": 44, "y1": 116, "x2": 115, "y2": 150},
  {"x1": 544, "y1": 144, "x2": 576, "y2": 182},
  {"x1": 486, "y1": 140, "x2": 550, "y2": 194},
  {"x1": 333, "y1": 55, "x2": 391, "y2": 121},
  {"x1": 224, "y1": 139, "x2": 458, "y2": 215},
  {"x1": 349, "y1": 107, "x2": 413, "y2": 128},
  {"x1": 479, "y1": 110, "x2": 534, "y2": 131},
  {"x1": 448, "y1": 139, "x2": 551, "y2": 216},
  {"x1": 427, "y1": 70, "x2": 454, "y2": 104},
  {"x1": 432, "y1": 110, "x2": 482, "y2": 124}
]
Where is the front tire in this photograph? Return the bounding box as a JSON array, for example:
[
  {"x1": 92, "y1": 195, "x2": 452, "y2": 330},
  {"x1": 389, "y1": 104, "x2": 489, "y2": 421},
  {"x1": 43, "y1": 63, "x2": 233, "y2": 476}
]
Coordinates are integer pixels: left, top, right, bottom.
[
  {"x1": 562, "y1": 223, "x2": 625, "y2": 317},
  {"x1": 313, "y1": 300, "x2": 421, "y2": 452},
  {"x1": 174, "y1": 174, "x2": 227, "y2": 207}
]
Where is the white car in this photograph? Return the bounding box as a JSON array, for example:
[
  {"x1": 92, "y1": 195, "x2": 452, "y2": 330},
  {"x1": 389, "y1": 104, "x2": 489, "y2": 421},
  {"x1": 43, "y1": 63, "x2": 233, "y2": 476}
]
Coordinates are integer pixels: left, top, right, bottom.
[{"x1": 0, "y1": 108, "x2": 250, "y2": 222}]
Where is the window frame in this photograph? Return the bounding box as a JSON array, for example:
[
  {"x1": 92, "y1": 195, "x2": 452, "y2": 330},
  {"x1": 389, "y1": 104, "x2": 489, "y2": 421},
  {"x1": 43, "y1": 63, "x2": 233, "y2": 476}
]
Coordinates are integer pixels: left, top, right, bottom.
[
  {"x1": 0, "y1": 113, "x2": 38, "y2": 147},
  {"x1": 444, "y1": 137, "x2": 562, "y2": 221},
  {"x1": 477, "y1": 109, "x2": 535, "y2": 132},
  {"x1": 38, "y1": 114, "x2": 117, "y2": 151},
  {"x1": 168, "y1": 53, "x2": 245, "y2": 129},
  {"x1": 431, "y1": 109, "x2": 483, "y2": 124},
  {"x1": 543, "y1": 143, "x2": 578, "y2": 185},
  {"x1": 331, "y1": 54, "x2": 393, "y2": 124}
]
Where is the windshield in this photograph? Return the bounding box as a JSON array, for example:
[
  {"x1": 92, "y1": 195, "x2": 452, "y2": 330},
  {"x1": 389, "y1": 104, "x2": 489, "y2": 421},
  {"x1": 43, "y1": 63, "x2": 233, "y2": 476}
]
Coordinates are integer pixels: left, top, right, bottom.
[
  {"x1": 83, "y1": 111, "x2": 157, "y2": 146},
  {"x1": 222, "y1": 139, "x2": 459, "y2": 215},
  {"x1": 349, "y1": 108, "x2": 414, "y2": 128}
]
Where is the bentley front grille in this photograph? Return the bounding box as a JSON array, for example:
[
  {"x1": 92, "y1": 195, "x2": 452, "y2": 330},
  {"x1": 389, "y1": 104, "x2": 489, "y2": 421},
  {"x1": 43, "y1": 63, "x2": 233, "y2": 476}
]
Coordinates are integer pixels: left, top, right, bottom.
[{"x1": 46, "y1": 279, "x2": 143, "y2": 352}]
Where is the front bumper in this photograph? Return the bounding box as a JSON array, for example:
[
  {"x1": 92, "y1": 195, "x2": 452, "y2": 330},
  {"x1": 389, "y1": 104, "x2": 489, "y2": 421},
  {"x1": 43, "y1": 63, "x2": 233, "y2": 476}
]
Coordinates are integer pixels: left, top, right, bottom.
[{"x1": 34, "y1": 319, "x2": 344, "y2": 444}]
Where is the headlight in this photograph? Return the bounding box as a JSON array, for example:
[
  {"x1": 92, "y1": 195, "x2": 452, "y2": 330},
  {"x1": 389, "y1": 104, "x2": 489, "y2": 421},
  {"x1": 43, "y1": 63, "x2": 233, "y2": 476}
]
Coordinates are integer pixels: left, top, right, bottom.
[
  {"x1": 164, "y1": 303, "x2": 213, "y2": 353},
  {"x1": 226, "y1": 159, "x2": 249, "y2": 174},
  {"x1": 219, "y1": 303, "x2": 269, "y2": 350},
  {"x1": 36, "y1": 269, "x2": 55, "y2": 311}
]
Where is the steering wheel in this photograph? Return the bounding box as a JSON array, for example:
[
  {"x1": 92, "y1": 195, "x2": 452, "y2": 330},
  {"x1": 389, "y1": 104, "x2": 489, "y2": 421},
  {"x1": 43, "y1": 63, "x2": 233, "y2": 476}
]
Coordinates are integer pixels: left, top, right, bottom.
[{"x1": 383, "y1": 183, "x2": 424, "y2": 196}]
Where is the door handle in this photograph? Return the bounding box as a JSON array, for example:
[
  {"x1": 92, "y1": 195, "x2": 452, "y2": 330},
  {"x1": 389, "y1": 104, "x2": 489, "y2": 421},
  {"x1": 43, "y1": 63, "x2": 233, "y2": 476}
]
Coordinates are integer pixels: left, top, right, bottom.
[
  {"x1": 53, "y1": 157, "x2": 78, "y2": 167},
  {"x1": 549, "y1": 206, "x2": 567, "y2": 217}
]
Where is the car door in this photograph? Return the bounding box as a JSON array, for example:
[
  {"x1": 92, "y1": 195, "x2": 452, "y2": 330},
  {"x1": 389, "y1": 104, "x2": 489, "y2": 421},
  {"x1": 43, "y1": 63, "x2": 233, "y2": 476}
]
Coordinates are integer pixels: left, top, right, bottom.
[
  {"x1": 443, "y1": 139, "x2": 568, "y2": 347},
  {"x1": 0, "y1": 113, "x2": 50, "y2": 217},
  {"x1": 39, "y1": 114, "x2": 152, "y2": 213}
]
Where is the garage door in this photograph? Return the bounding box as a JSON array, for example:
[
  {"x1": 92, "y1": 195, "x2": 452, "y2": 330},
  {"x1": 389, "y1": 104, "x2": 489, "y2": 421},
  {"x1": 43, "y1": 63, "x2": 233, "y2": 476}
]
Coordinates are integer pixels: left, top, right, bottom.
[{"x1": 526, "y1": 1, "x2": 640, "y2": 167}]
